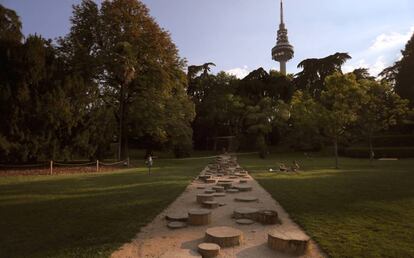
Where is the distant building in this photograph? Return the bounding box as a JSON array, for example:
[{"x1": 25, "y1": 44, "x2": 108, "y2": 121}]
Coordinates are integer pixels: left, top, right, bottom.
[{"x1": 272, "y1": 0, "x2": 294, "y2": 75}]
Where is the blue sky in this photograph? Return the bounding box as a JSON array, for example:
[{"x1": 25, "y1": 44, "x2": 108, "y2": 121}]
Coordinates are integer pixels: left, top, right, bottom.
[{"x1": 2, "y1": 0, "x2": 414, "y2": 77}]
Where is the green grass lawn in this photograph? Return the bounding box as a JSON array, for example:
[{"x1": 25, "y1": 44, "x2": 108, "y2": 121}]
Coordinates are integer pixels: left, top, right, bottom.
[
  {"x1": 0, "y1": 157, "x2": 212, "y2": 258},
  {"x1": 238, "y1": 152, "x2": 414, "y2": 258}
]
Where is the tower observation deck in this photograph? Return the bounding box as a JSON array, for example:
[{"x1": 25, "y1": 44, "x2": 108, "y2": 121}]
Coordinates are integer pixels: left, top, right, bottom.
[{"x1": 272, "y1": 0, "x2": 294, "y2": 75}]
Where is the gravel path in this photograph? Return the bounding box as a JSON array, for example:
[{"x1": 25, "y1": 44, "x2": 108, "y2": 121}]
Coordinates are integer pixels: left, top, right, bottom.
[{"x1": 111, "y1": 156, "x2": 325, "y2": 258}]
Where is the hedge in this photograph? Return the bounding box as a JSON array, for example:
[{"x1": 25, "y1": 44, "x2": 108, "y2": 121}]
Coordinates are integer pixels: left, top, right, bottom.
[{"x1": 344, "y1": 147, "x2": 414, "y2": 158}]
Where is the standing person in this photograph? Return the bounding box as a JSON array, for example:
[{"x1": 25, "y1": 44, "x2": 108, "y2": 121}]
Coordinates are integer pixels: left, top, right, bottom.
[{"x1": 146, "y1": 154, "x2": 153, "y2": 175}]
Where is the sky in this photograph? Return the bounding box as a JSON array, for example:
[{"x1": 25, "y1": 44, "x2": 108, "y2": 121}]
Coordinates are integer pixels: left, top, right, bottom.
[{"x1": 2, "y1": 0, "x2": 414, "y2": 78}]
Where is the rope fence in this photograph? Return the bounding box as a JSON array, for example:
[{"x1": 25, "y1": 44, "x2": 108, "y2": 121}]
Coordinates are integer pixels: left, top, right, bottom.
[{"x1": 0, "y1": 158, "x2": 130, "y2": 175}]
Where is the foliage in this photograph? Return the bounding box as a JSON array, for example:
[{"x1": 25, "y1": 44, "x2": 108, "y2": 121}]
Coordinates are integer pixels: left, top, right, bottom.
[
  {"x1": 395, "y1": 32, "x2": 414, "y2": 106},
  {"x1": 320, "y1": 73, "x2": 365, "y2": 168}
]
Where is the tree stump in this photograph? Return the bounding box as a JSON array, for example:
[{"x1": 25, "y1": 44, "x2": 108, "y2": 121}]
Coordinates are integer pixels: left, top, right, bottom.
[
  {"x1": 235, "y1": 185, "x2": 252, "y2": 192},
  {"x1": 213, "y1": 192, "x2": 226, "y2": 198},
  {"x1": 212, "y1": 186, "x2": 225, "y2": 193},
  {"x1": 206, "y1": 179, "x2": 217, "y2": 184},
  {"x1": 205, "y1": 226, "x2": 243, "y2": 247},
  {"x1": 202, "y1": 201, "x2": 219, "y2": 209},
  {"x1": 204, "y1": 190, "x2": 215, "y2": 194},
  {"x1": 166, "y1": 214, "x2": 188, "y2": 222},
  {"x1": 198, "y1": 243, "x2": 220, "y2": 258},
  {"x1": 233, "y1": 207, "x2": 259, "y2": 220},
  {"x1": 217, "y1": 182, "x2": 233, "y2": 189},
  {"x1": 235, "y1": 196, "x2": 258, "y2": 203},
  {"x1": 188, "y1": 209, "x2": 212, "y2": 226},
  {"x1": 257, "y1": 210, "x2": 280, "y2": 225},
  {"x1": 236, "y1": 219, "x2": 255, "y2": 225},
  {"x1": 197, "y1": 194, "x2": 214, "y2": 204},
  {"x1": 268, "y1": 230, "x2": 310, "y2": 255},
  {"x1": 239, "y1": 179, "x2": 248, "y2": 184},
  {"x1": 226, "y1": 189, "x2": 240, "y2": 194},
  {"x1": 167, "y1": 221, "x2": 187, "y2": 229}
]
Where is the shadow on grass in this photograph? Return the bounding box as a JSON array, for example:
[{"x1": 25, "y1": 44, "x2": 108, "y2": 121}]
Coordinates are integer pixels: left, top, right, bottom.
[{"x1": 0, "y1": 160, "x2": 209, "y2": 258}]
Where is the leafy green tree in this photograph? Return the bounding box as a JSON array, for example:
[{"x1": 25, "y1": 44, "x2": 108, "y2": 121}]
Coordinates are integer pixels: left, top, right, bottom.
[
  {"x1": 395, "y1": 32, "x2": 414, "y2": 106},
  {"x1": 357, "y1": 80, "x2": 409, "y2": 162},
  {"x1": 321, "y1": 73, "x2": 364, "y2": 168},
  {"x1": 295, "y1": 52, "x2": 351, "y2": 98}
]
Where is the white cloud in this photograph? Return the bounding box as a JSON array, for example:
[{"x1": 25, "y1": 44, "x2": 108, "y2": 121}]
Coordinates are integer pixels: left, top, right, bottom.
[
  {"x1": 345, "y1": 26, "x2": 414, "y2": 76},
  {"x1": 369, "y1": 26, "x2": 414, "y2": 52},
  {"x1": 226, "y1": 65, "x2": 250, "y2": 79}
]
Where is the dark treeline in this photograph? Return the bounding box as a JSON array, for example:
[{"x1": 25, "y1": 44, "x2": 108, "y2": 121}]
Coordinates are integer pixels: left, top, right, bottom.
[{"x1": 1, "y1": 1, "x2": 414, "y2": 163}]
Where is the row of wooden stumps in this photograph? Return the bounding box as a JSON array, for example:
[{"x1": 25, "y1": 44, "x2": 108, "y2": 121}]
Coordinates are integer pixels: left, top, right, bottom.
[{"x1": 166, "y1": 155, "x2": 310, "y2": 257}]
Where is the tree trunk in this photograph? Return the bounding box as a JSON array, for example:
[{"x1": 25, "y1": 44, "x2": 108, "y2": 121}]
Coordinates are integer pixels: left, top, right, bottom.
[
  {"x1": 334, "y1": 137, "x2": 339, "y2": 169},
  {"x1": 118, "y1": 84, "x2": 128, "y2": 161}
]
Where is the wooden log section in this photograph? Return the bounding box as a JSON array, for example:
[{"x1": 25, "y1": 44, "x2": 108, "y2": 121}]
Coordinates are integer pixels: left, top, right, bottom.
[
  {"x1": 217, "y1": 182, "x2": 233, "y2": 189},
  {"x1": 204, "y1": 190, "x2": 215, "y2": 194},
  {"x1": 226, "y1": 189, "x2": 240, "y2": 194},
  {"x1": 188, "y1": 209, "x2": 212, "y2": 226},
  {"x1": 197, "y1": 194, "x2": 214, "y2": 204},
  {"x1": 235, "y1": 185, "x2": 252, "y2": 192},
  {"x1": 165, "y1": 213, "x2": 189, "y2": 222},
  {"x1": 212, "y1": 186, "x2": 225, "y2": 193},
  {"x1": 206, "y1": 179, "x2": 217, "y2": 184},
  {"x1": 205, "y1": 226, "x2": 243, "y2": 247},
  {"x1": 239, "y1": 179, "x2": 248, "y2": 184},
  {"x1": 198, "y1": 243, "x2": 220, "y2": 258},
  {"x1": 233, "y1": 207, "x2": 259, "y2": 220},
  {"x1": 202, "y1": 201, "x2": 219, "y2": 209},
  {"x1": 234, "y1": 196, "x2": 258, "y2": 203},
  {"x1": 268, "y1": 230, "x2": 310, "y2": 255},
  {"x1": 167, "y1": 221, "x2": 187, "y2": 229},
  {"x1": 257, "y1": 210, "x2": 280, "y2": 225}
]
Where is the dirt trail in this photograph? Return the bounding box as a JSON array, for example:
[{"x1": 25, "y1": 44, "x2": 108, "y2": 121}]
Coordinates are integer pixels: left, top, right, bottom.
[{"x1": 111, "y1": 156, "x2": 324, "y2": 258}]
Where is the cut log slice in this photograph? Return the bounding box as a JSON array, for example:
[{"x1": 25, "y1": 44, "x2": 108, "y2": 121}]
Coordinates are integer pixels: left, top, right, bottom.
[
  {"x1": 235, "y1": 185, "x2": 253, "y2": 192},
  {"x1": 206, "y1": 179, "x2": 217, "y2": 184},
  {"x1": 165, "y1": 214, "x2": 189, "y2": 222},
  {"x1": 197, "y1": 186, "x2": 206, "y2": 189},
  {"x1": 268, "y1": 230, "x2": 310, "y2": 255},
  {"x1": 167, "y1": 221, "x2": 187, "y2": 229},
  {"x1": 216, "y1": 182, "x2": 233, "y2": 189},
  {"x1": 239, "y1": 179, "x2": 248, "y2": 184},
  {"x1": 233, "y1": 207, "x2": 259, "y2": 220},
  {"x1": 205, "y1": 226, "x2": 243, "y2": 247},
  {"x1": 217, "y1": 179, "x2": 233, "y2": 183},
  {"x1": 236, "y1": 219, "x2": 255, "y2": 225},
  {"x1": 226, "y1": 189, "x2": 240, "y2": 194},
  {"x1": 213, "y1": 193, "x2": 226, "y2": 198},
  {"x1": 257, "y1": 210, "x2": 280, "y2": 225},
  {"x1": 198, "y1": 243, "x2": 220, "y2": 258},
  {"x1": 229, "y1": 176, "x2": 238, "y2": 179},
  {"x1": 235, "y1": 196, "x2": 258, "y2": 203},
  {"x1": 188, "y1": 209, "x2": 212, "y2": 226},
  {"x1": 204, "y1": 190, "x2": 216, "y2": 194},
  {"x1": 202, "y1": 201, "x2": 219, "y2": 209},
  {"x1": 212, "y1": 186, "x2": 225, "y2": 193},
  {"x1": 197, "y1": 194, "x2": 215, "y2": 204}
]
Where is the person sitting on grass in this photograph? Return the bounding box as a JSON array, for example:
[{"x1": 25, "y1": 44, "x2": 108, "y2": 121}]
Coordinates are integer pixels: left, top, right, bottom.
[
  {"x1": 291, "y1": 160, "x2": 300, "y2": 172},
  {"x1": 279, "y1": 163, "x2": 288, "y2": 172}
]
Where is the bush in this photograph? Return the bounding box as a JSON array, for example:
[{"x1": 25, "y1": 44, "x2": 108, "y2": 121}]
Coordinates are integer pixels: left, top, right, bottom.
[
  {"x1": 344, "y1": 147, "x2": 414, "y2": 158},
  {"x1": 372, "y1": 134, "x2": 414, "y2": 147}
]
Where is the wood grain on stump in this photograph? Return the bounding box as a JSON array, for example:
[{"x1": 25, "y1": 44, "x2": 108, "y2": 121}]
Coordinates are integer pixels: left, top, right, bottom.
[
  {"x1": 188, "y1": 209, "x2": 212, "y2": 226},
  {"x1": 197, "y1": 194, "x2": 214, "y2": 204},
  {"x1": 233, "y1": 207, "x2": 259, "y2": 220},
  {"x1": 198, "y1": 243, "x2": 220, "y2": 258},
  {"x1": 235, "y1": 196, "x2": 258, "y2": 202},
  {"x1": 205, "y1": 226, "x2": 243, "y2": 247},
  {"x1": 268, "y1": 230, "x2": 310, "y2": 255}
]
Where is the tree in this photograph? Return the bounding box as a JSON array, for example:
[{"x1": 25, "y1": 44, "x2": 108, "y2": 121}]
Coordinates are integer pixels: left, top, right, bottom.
[
  {"x1": 321, "y1": 73, "x2": 364, "y2": 168},
  {"x1": 357, "y1": 80, "x2": 409, "y2": 162},
  {"x1": 295, "y1": 52, "x2": 351, "y2": 98},
  {"x1": 0, "y1": 4, "x2": 23, "y2": 42},
  {"x1": 395, "y1": 32, "x2": 414, "y2": 106}
]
